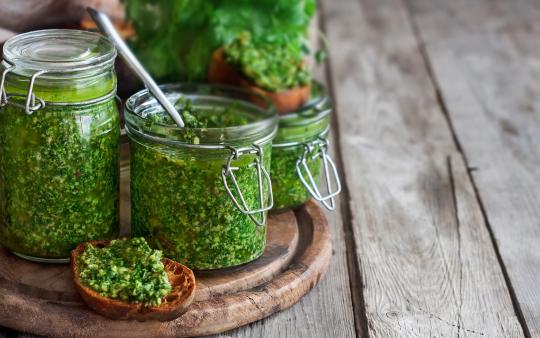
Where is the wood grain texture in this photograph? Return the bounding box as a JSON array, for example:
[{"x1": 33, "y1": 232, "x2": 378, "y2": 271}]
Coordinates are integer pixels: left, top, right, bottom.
[
  {"x1": 406, "y1": 0, "x2": 540, "y2": 335},
  {"x1": 0, "y1": 201, "x2": 331, "y2": 338},
  {"x1": 322, "y1": 0, "x2": 524, "y2": 336}
]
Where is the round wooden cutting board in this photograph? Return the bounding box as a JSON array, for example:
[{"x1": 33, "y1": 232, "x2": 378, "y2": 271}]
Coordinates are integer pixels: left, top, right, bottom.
[
  {"x1": 0, "y1": 201, "x2": 330, "y2": 337},
  {"x1": 0, "y1": 144, "x2": 332, "y2": 337}
]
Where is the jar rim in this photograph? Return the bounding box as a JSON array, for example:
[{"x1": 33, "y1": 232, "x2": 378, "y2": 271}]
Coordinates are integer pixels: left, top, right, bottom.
[
  {"x1": 125, "y1": 83, "x2": 278, "y2": 148},
  {"x1": 2, "y1": 29, "x2": 116, "y2": 78},
  {"x1": 278, "y1": 81, "x2": 331, "y2": 127}
]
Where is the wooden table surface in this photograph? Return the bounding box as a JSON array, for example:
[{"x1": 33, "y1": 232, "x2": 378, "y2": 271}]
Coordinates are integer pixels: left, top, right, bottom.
[{"x1": 2, "y1": 0, "x2": 540, "y2": 336}]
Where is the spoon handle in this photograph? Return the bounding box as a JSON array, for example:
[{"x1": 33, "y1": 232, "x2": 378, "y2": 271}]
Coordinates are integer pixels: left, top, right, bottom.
[{"x1": 87, "y1": 7, "x2": 185, "y2": 128}]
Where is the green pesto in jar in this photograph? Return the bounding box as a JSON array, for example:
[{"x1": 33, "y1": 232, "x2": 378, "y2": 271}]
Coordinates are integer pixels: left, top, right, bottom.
[
  {"x1": 271, "y1": 84, "x2": 331, "y2": 210},
  {"x1": 78, "y1": 237, "x2": 171, "y2": 306},
  {"x1": 144, "y1": 97, "x2": 249, "y2": 142},
  {"x1": 0, "y1": 30, "x2": 120, "y2": 261},
  {"x1": 130, "y1": 141, "x2": 270, "y2": 270},
  {"x1": 271, "y1": 144, "x2": 323, "y2": 210},
  {"x1": 0, "y1": 83, "x2": 120, "y2": 259},
  {"x1": 126, "y1": 84, "x2": 276, "y2": 270}
]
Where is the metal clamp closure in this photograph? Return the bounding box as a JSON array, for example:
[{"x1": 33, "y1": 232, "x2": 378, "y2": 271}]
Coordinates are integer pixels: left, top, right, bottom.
[
  {"x1": 23, "y1": 70, "x2": 47, "y2": 114},
  {"x1": 0, "y1": 64, "x2": 15, "y2": 107},
  {"x1": 296, "y1": 137, "x2": 342, "y2": 210},
  {"x1": 221, "y1": 145, "x2": 273, "y2": 226},
  {"x1": 0, "y1": 65, "x2": 47, "y2": 114}
]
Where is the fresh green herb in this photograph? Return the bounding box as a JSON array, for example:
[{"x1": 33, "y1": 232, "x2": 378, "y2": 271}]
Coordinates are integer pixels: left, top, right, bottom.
[
  {"x1": 0, "y1": 95, "x2": 120, "y2": 259},
  {"x1": 78, "y1": 237, "x2": 172, "y2": 306},
  {"x1": 224, "y1": 31, "x2": 311, "y2": 92},
  {"x1": 123, "y1": 0, "x2": 316, "y2": 81}
]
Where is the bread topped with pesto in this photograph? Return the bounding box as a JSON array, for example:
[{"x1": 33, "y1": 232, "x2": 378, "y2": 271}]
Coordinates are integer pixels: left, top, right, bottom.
[
  {"x1": 208, "y1": 31, "x2": 311, "y2": 114},
  {"x1": 71, "y1": 238, "x2": 195, "y2": 321}
]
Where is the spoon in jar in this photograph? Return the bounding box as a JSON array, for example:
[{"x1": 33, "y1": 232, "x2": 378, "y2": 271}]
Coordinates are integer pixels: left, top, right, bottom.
[{"x1": 87, "y1": 7, "x2": 185, "y2": 128}]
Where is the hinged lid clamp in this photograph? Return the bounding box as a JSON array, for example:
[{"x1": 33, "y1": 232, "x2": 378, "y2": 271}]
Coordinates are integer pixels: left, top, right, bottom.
[
  {"x1": 24, "y1": 70, "x2": 47, "y2": 114},
  {"x1": 0, "y1": 65, "x2": 47, "y2": 114},
  {"x1": 296, "y1": 137, "x2": 342, "y2": 210},
  {"x1": 222, "y1": 145, "x2": 274, "y2": 226},
  {"x1": 0, "y1": 64, "x2": 15, "y2": 107}
]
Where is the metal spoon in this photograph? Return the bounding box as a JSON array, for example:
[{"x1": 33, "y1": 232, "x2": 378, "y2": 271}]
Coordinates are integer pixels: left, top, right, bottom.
[{"x1": 87, "y1": 7, "x2": 185, "y2": 128}]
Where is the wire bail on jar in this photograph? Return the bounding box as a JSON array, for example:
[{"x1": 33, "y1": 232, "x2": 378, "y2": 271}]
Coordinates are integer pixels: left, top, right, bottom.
[
  {"x1": 0, "y1": 62, "x2": 47, "y2": 114},
  {"x1": 0, "y1": 64, "x2": 14, "y2": 107},
  {"x1": 296, "y1": 137, "x2": 342, "y2": 210},
  {"x1": 221, "y1": 144, "x2": 274, "y2": 226}
]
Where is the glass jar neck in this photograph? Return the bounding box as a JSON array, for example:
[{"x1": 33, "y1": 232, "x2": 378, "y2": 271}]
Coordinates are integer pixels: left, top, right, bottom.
[
  {"x1": 2, "y1": 64, "x2": 116, "y2": 103},
  {"x1": 125, "y1": 83, "x2": 277, "y2": 149},
  {"x1": 274, "y1": 114, "x2": 330, "y2": 145},
  {"x1": 273, "y1": 84, "x2": 332, "y2": 145},
  {"x1": 1, "y1": 29, "x2": 117, "y2": 104}
]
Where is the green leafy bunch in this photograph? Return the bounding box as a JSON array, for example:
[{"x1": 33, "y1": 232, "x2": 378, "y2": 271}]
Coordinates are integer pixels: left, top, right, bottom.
[{"x1": 123, "y1": 0, "x2": 316, "y2": 81}]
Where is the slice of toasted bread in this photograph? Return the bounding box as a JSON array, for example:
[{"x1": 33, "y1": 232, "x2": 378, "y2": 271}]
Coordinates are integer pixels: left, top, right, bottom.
[
  {"x1": 208, "y1": 48, "x2": 245, "y2": 87},
  {"x1": 240, "y1": 79, "x2": 311, "y2": 115},
  {"x1": 71, "y1": 240, "x2": 196, "y2": 322},
  {"x1": 208, "y1": 48, "x2": 311, "y2": 114}
]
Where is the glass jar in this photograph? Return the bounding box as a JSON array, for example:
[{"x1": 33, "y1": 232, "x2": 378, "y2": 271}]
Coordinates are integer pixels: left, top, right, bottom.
[
  {"x1": 0, "y1": 30, "x2": 120, "y2": 262},
  {"x1": 271, "y1": 82, "x2": 341, "y2": 211},
  {"x1": 125, "y1": 83, "x2": 277, "y2": 270}
]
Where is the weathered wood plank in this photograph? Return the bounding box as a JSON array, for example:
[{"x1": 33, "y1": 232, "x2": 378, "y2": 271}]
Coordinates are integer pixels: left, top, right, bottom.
[
  {"x1": 406, "y1": 0, "x2": 540, "y2": 335},
  {"x1": 322, "y1": 0, "x2": 524, "y2": 336}
]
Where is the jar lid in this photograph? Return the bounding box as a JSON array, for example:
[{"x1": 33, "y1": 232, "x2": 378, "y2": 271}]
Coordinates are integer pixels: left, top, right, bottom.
[{"x1": 2, "y1": 29, "x2": 116, "y2": 77}]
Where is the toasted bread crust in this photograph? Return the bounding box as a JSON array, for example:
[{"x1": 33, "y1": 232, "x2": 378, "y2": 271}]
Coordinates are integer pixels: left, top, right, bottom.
[
  {"x1": 240, "y1": 80, "x2": 311, "y2": 115},
  {"x1": 208, "y1": 48, "x2": 311, "y2": 114},
  {"x1": 208, "y1": 48, "x2": 245, "y2": 87},
  {"x1": 71, "y1": 240, "x2": 196, "y2": 321}
]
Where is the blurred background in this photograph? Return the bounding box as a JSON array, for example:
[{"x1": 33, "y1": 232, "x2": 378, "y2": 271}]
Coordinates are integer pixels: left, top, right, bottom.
[{"x1": 0, "y1": 0, "x2": 321, "y2": 99}]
